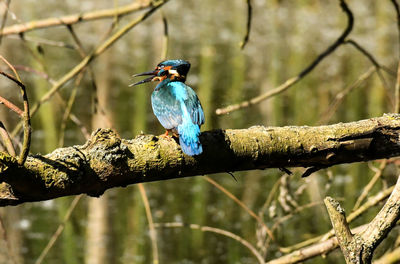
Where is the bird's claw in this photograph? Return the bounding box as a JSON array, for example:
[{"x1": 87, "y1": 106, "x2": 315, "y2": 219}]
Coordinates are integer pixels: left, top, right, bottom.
[{"x1": 159, "y1": 130, "x2": 172, "y2": 140}]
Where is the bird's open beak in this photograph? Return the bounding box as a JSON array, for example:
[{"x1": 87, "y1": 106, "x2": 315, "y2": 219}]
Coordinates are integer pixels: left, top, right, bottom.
[{"x1": 129, "y1": 70, "x2": 158, "y2": 86}]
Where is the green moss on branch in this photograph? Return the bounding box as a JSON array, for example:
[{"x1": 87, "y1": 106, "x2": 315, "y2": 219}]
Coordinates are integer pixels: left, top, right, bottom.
[{"x1": 0, "y1": 114, "x2": 400, "y2": 206}]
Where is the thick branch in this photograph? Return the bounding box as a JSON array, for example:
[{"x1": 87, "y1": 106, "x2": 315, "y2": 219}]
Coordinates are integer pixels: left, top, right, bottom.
[
  {"x1": 358, "y1": 174, "x2": 400, "y2": 262},
  {"x1": 0, "y1": 114, "x2": 400, "y2": 206}
]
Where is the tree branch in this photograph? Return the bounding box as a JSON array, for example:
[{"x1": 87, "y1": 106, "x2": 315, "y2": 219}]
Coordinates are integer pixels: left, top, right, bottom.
[
  {"x1": 216, "y1": 0, "x2": 353, "y2": 115},
  {"x1": 324, "y1": 197, "x2": 362, "y2": 263},
  {"x1": 266, "y1": 224, "x2": 368, "y2": 264},
  {"x1": 0, "y1": 1, "x2": 152, "y2": 36},
  {"x1": 358, "y1": 174, "x2": 400, "y2": 262},
  {"x1": 0, "y1": 114, "x2": 400, "y2": 206}
]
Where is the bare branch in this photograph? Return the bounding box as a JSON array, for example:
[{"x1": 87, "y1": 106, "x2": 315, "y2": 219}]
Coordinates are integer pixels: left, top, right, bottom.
[
  {"x1": 266, "y1": 224, "x2": 368, "y2": 264},
  {"x1": 353, "y1": 160, "x2": 387, "y2": 210},
  {"x1": 0, "y1": 91, "x2": 23, "y2": 117},
  {"x1": 216, "y1": 0, "x2": 353, "y2": 115},
  {"x1": 318, "y1": 67, "x2": 375, "y2": 125},
  {"x1": 138, "y1": 184, "x2": 159, "y2": 264},
  {"x1": 358, "y1": 175, "x2": 400, "y2": 262},
  {"x1": 205, "y1": 176, "x2": 274, "y2": 240},
  {"x1": 272, "y1": 183, "x2": 396, "y2": 263},
  {"x1": 0, "y1": 1, "x2": 152, "y2": 36},
  {"x1": 0, "y1": 122, "x2": 15, "y2": 157},
  {"x1": 278, "y1": 183, "x2": 395, "y2": 255},
  {"x1": 0, "y1": 71, "x2": 31, "y2": 165},
  {"x1": 34, "y1": 195, "x2": 82, "y2": 264},
  {"x1": 239, "y1": 0, "x2": 252, "y2": 49}
]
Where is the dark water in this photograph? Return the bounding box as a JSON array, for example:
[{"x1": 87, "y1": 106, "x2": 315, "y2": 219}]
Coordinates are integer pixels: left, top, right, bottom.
[{"x1": 0, "y1": 0, "x2": 398, "y2": 263}]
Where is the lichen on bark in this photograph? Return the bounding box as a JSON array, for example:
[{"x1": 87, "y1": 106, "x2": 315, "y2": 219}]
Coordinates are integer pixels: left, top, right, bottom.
[{"x1": 0, "y1": 114, "x2": 399, "y2": 206}]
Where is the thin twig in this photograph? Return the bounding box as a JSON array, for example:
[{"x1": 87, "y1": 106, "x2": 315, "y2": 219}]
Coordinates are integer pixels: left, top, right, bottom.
[
  {"x1": 11, "y1": 64, "x2": 90, "y2": 140},
  {"x1": 204, "y1": 176, "x2": 274, "y2": 241},
  {"x1": 0, "y1": 1, "x2": 152, "y2": 36},
  {"x1": 216, "y1": 0, "x2": 354, "y2": 115},
  {"x1": 58, "y1": 73, "x2": 82, "y2": 147},
  {"x1": 353, "y1": 160, "x2": 387, "y2": 211},
  {"x1": 155, "y1": 222, "x2": 264, "y2": 264},
  {"x1": 138, "y1": 184, "x2": 159, "y2": 264},
  {"x1": 0, "y1": 91, "x2": 23, "y2": 116},
  {"x1": 12, "y1": 65, "x2": 55, "y2": 84},
  {"x1": 65, "y1": 24, "x2": 114, "y2": 130},
  {"x1": 272, "y1": 202, "x2": 324, "y2": 231},
  {"x1": 240, "y1": 0, "x2": 252, "y2": 49},
  {"x1": 0, "y1": 55, "x2": 30, "y2": 164},
  {"x1": 260, "y1": 176, "x2": 282, "y2": 215},
  {"x1": 0, "y1": 55, "x2": 21, "y2": 81},
  {"x1": 5, "y1": 35, "x2": 75, "y2": 49},
  {"x1": 345, "y1": 39, "x2": 395, "y2": 75},
  {"x1": 35, "y1": 195, "x2": 82, "y2": 264},
  {"x1": 262, "y1": 201, "x2": 325, "y2": 258},
  {"x1": 0, "y1": 121, "x2": 15, "y2": 157},
  {"x1": 0, "y1": 70, "x2": 30, "y2": 165},
  {"x1": 318, "y1": 67, "x2": 375, "y2": 124},
  {"x1": 345, "y1": 39, "x2": 395, "y2": 108},
  {"x1": 279, "y1": 184, "x2": 395, "y2": 253}
]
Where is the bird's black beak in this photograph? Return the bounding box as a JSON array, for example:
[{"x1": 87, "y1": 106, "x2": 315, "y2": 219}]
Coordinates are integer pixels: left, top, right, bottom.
[{"x1": 129, "y1": 70, "x2": 158, "y2": 86}]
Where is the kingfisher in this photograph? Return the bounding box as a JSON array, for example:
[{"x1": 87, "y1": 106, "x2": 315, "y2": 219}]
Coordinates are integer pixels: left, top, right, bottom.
[{"x1": 131, "y1": 59, "x2": 205, "y2": 156}]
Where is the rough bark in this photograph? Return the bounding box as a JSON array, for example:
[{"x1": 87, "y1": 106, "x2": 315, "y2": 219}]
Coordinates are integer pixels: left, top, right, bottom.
[
  {"x1": 323, "y1": 176, "x2": 400, "y2": 263},
  {"x1": 324, "y1": 197, "x2": 363, "y2": 263},
  {"x1": 0, "y1": 114, "x2": 400, "y2": 206}
]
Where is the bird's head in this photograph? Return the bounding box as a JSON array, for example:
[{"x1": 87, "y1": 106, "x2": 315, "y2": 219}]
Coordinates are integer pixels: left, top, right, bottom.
[{"x1": 130, "y1": 59, "x2": 191, "y2": 86}]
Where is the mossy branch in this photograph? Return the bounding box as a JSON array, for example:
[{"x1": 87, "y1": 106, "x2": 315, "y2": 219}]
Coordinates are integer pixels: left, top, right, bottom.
[{"x1": 0, "y1": 114, "x2": 400, "y2": 206}]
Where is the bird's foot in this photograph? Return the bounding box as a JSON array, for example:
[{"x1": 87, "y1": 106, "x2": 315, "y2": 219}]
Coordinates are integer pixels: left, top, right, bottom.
[{"x1": 159, "y1": 130, "x2": 173, "y2": 140}]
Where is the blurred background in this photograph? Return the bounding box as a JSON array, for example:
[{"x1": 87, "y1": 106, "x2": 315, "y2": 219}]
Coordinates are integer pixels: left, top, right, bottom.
[{"x1": 0, "y1": 0, "x2": 398, "y2": 263}]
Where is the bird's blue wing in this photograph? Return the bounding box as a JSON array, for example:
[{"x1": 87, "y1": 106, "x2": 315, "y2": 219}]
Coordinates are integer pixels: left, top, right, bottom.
[
  {"x1": 151, "y1": 88, "x2": 182, "y2": 130},
  {"x1": 151, "y1": 82, "x2": 204, "y2": 130},
  {"x1": 184, "y1": 85, "x2": 205, "y2": 126}
]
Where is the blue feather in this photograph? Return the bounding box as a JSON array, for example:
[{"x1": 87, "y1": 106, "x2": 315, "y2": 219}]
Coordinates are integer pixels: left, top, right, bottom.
[
  {"x1": 151, "y1": 80, "x2": 204, "y2": 156},
  {"x1": 178, "y1": 121, "x2": 202, "y2": 156}
]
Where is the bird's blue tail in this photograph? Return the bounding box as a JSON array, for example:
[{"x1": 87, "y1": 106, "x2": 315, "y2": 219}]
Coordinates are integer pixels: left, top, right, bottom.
[{"x1": 177, "y1": 122, "x2": 202, "y2": 156}]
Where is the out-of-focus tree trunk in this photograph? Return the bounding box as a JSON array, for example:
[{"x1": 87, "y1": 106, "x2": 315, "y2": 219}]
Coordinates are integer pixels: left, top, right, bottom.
[
  {"x1": 0, "y1": 206, "x2": 24, "y2": 264},
  {"x1": 85, "y1": 47, "x2": 113, "y2": 264}
]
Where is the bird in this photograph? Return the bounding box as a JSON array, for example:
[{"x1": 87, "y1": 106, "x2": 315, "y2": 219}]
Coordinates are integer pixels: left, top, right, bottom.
[{"x1": 131, "y1": 59, "x2": 205, "y2": 156}]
